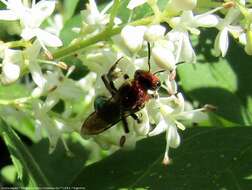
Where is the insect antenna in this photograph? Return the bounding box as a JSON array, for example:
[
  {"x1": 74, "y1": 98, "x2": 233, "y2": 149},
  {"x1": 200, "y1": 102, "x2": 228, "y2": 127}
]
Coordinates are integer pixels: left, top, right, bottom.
[
  {"x1": 147, "y1": 42, "x2": 151, "y2": 72},
  {"x1": 153, "y1": 69, "x2": 166, "y2": 75}
]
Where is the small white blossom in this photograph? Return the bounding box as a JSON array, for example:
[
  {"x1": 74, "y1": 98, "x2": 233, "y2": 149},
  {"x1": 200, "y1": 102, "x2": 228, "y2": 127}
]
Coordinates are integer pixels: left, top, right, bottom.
[
  {"x1": 0, "y1": 0, "x2": 62, "y2": 49},
  {"x1": 168, "y1": 10, "x2": 219, "y2": 63},
  {"x1": 144, "y1": 25, "x2": 166, "y2": 42},
  {"x1": 73, "y1": 0, "x2": 121, "y2": 36},
  {"x1": 152, "y1": 42, "x2": 176, "y2": 70},
  {"x1": 148, "y1": 93, "x2": 207, "y2": 165},
  {"x1": 24, "y1": 40, "x2": 46, "y2": 88},
  {"x1": 33, "y1": 100, "x2": 61, "y2": 152},
  {"x1": 1, "y1": 48, "x2": 22, "y2": 84},
  {"x1": 121, "y1": 25, "x2": 147, "y2": 53},
  {"x1": 214, "y1": 8, "x2": 243, "y2": 57}
]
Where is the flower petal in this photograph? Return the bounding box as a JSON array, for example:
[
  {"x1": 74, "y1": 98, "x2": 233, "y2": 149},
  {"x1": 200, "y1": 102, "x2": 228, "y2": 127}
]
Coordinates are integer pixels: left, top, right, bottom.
[
  {"x1": 21, "y1": 28, "x2": 36, "y2": 40},
  {"x1": 1, "y1": 49, "x2": 22, "y2": 84},
  {"x1": 36, "y1": 29, "x2": 63, "y2": 47},
  {"x1": 180, "y1": 32, "x2": 196, "y2": 63},
  {"x1": 121, "y1": 25, "x2": 146, "y2": 53},
  {"x1": 219, "y1": 27, "x2": 229, "y2": 57},
  {"x1": 195, "y1": 14, "x2": 220, "y2": 27},
  {"x1": 31, "y1": 0, "x2": 56, "y2": 25},
  {"x1": 28, "y1": 60, "x2": 46, "y2": 88},
  {"x1": 152, "y1": 44, "x2": 176, "y2": 70},
  {"x1": 144, "y1": 25, "x2": 166, "y2": 42},
  {"x1": 168, "y1": 124, "x2": 180, "y2": 148},
  {"x1": 148, "y1": 117, "x2": 167, "y2": 136}
]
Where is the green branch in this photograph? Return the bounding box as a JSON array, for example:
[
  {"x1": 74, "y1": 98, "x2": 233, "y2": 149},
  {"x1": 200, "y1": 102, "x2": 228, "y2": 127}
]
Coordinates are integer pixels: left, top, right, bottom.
[
  {"x1": 0, "y1": 119, "x2": 51, "y2": 187},
  {"x1": 52, "y1": 26, "x2": 122, "y2": 59},
  {"x1": 52, "y1": 16, "x2": 156, "y2": 60}
]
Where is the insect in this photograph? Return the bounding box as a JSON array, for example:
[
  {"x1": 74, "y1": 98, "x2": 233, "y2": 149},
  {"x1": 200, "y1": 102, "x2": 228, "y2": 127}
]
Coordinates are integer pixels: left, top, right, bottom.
[{"x1": 81, "y1": 43, "x2": 162, "y2": 141}]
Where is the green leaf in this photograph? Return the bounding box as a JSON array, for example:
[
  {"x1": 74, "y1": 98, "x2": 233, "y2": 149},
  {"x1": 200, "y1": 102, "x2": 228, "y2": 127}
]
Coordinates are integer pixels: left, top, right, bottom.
[
  {"x1": 0, "y1": 84, "x2": 30, "y2": 99},
  {"x1": 0, "y1": 108, "x2": 36, "y2": 142},
  {"x1": 60, "y1": 14, "x2": 81, "y2": 45},
  {"x1": 0, "y1": 84, "x2": 35, "y2": 141},
  {"x1": 178, "y1": 29, "x2": 252, "y2": 125},
  {"x1": 71, "y1": 127, "x2": 252, "y2": 189},
  {"x1": 63, "y1": 0, "x2": 80, "y2": 22},
  {"x1": 28, "y1": 134, "x2": 90, "y2": 186},
  {"x1": 0, "y1": 119, "x2": 51, "y2": 187}
]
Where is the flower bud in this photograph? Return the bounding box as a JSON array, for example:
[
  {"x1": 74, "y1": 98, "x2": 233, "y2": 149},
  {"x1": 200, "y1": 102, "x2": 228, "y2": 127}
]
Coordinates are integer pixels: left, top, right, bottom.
[
  {"x1": 1, "y1": 49, "x2": 22, "y2": 84},
  {"x1": 121, "y1": 25, "x2": 146, "y2": 53},
  {"x1": 144, "y1": 25, "x2": 166, "y2": 42},
  {"x1": 245, "y1": 30, "x2": 252, "y2": 55},
  {"x1": 152, "y1": 45, "x2": 176, "y2": 71},
  {"x1": 169, "y1": 0, "x2": 197, "y2": 11}
]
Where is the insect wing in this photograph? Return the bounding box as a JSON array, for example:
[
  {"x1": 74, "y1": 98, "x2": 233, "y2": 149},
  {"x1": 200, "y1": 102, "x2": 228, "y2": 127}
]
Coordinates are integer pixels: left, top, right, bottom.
[{"x1": 81, "y1": 111, "x2": 121, "y2": 135}]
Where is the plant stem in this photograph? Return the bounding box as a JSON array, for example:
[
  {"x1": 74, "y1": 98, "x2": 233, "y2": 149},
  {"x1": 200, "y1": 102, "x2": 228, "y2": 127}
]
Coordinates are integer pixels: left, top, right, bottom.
[
  {"x1": 52, "y1": 16, "x2": 155, "y2": 60},
  {"x1": 5, "y1": 40, "x2": 31, "y2": 48},
  {"x1": 0, "y1": 97, "x2": 33, "y2": 106},
  {"x1": 52, "y1": 27, "x2": 121, "y2": 59}
]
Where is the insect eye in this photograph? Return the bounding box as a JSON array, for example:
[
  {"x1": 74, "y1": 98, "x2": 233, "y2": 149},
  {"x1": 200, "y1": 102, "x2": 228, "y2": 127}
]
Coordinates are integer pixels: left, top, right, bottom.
[{"x1": 135, "y1": 70, "x2": 141, "y2": 77}]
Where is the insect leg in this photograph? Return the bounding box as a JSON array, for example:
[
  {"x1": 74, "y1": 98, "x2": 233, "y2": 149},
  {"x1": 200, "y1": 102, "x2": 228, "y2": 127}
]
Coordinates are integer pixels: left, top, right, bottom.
[
  {"x1": 106, "y1": 57, "x2": 124, "y2": 92},
  {"x1": 108, "y1": 57, "x2": 124, "y2": 78},
  {"x1": 130, "y1": 113, "x2": 142, "y2": 124},
  {"x1": 101, "y1": 75, "x2": 117, "y2": 96},
  {"x1": 147, "y1": 42, "x2": 151, "y2": 72},
  {"x1": 121, "y1": 115, "x2": 130, "y2": 133}
]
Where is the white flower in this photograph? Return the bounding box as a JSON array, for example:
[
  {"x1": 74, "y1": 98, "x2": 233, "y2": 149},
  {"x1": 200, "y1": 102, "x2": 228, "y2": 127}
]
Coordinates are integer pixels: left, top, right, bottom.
[
  {"x1": 168, "y1": 10, "x2": 219, "y2": 63},
  {"x1": 33, "y1": 100, "x2": 76, "y2": 153},
  {"x1": 0, "y1": 0, "x2": 62, "y2": 49},
  {"x1": 33, "y1": 100, "x2": 61, "y2": 152},
  {"x1": 1, "y1": 48, "x2": 22, "y2": 84},
  {"x1": 73, "y1": 0, "x2": 121, "y2": 36},
  {"x1": 144, "y1": 25, "x2": 166, "y2": 42},
  {"x1": 121, "y1": 25, "x2": 147, "y2": 53},
  {"x1": 24, "y1": 40, "x2": 46, "y2": 88},
  {"x1": 0, "y1": 40, "x2": 47, "y2": 86},
  {"x1": 86, "y1": 0, "x2": 109, "y2": 26},
  {"x1": 214, "y1": 8, "x2": 243, "y2": 57},
  {"x1": 32, "y1": 67, "x2": 84, "y2": 102},
  {"x1": 152, "y1": 41, "x2": 176, "y2": 71},
  {"x1": 148, "y1": 93, "x2": 208, "y2": 165}
]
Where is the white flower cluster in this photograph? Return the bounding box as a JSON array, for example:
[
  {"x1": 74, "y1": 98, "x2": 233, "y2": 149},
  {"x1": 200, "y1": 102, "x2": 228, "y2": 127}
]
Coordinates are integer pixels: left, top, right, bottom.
[
  {"x1": 0, "y1": 0, "x2": 93, "y2": 152},
  {"x1": 78, "y1": 0, "x2": 213, "y2": 165},
  {"x1": 77, "y1": 0, "x2": 252, "y2": 164},
  {"x1": 0, "y1": 0, "x2": 63, "y2": 85},
  {"x1": 0, "y1": 0, "x2": 252, "y2": 164}
]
